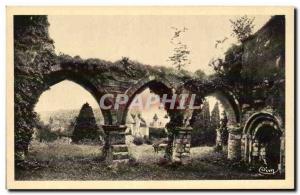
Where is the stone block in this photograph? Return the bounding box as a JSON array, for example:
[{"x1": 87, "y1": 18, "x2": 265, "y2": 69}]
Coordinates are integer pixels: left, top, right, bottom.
[
  {"x1": 112, "y1": 145, "x2": 128, "y2": 153},
  {"x1": 113, "y1": 152, "x2": 129, "y2": 160},
  {"x1": 228, "y1": 134, "x2": 241, "y2": 160},
  {"x1": 110, "y1": 134, "x2": 126, "y2": 145}
]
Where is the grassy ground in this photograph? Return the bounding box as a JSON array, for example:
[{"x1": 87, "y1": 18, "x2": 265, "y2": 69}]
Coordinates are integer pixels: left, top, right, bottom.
[{"x1": 15, "y1": 140, "x2": 282, "y2": 180}]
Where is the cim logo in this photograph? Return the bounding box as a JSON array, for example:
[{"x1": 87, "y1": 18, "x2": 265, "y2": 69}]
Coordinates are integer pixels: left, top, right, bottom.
[{"x1": 258, "y1": 166, "x2": 279, "y2": 175}]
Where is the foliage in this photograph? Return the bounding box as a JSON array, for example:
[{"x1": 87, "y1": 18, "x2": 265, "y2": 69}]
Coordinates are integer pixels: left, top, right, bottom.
[
  {"x1": 230, "y1": 15, "x2": 255, "y2": 42},
  {"x1": 71, "y1": 103, "x2": 100, "y2": 143},
  {"x1": 35, "y1": 120, "x2": 58, "y2": 142},
  {"x1": 209, "y1": 44, "x2": 243, "y2": 86},
  {"x1": 149, "y1": 127, "x2": 167, "y2": 139},
  {"x1": 209, "y1": 16, "x2": 285, "y2": 118},
  {"x1": 14, "y1": 15, "x2": 56, "y2": 159},
  {"x1": 194, "y1": 69, "x2": 208, "y2": 80},
  {"x1": 220, "y1": 110, "x2": 229, "y2": 145},
  {"x1": 164, "y1": 111, "x2": 185, "y2": 160},
  {"x1": 190, "y1": 101, "x2": 220, "y2": 147},
  {"x1": 168, "y1": 27, "x2": 191, "y2": 71},
  {"x1": 211, "y1": 102, "x2": 221, "y2": 130},
  {"x1": 133, "y1": 137, "x2": 144, "y2": 145},
  {"x1": 208, "y1": 16, "x2": 254, "y2": 88},
  {"x1": 143, "y1": 136, "x2": 153, "y2": 145}
]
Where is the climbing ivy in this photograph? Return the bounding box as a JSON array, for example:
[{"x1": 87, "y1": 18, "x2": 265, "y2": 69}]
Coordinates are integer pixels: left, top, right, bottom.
[{"x1": 14, "y1": 15, "x2": 56, "y2": 159}]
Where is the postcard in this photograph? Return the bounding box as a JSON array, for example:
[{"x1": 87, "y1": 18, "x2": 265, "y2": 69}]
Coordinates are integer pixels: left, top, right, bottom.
[{"x1": 6, "y1": 6, "x2": 295, "y2": 190}]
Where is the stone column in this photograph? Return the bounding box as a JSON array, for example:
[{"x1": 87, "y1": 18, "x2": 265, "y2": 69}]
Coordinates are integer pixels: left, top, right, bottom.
[
  {"x1": 241, "y1": 134, "x2": 246, "y2": 161},
  {"x1": 250, "y1": 139, "x2": 260, "y2": 163},
  {"x1": 215, "y1": 128, "x2": 222, "y2": 149},
  {"x1": 172, "y1": 127, "x2": 192, "y2": 164},
  {"x1": 227, "y1": 125, "x2": 242, "y2": 160},
  {"x1": 102, "y1": 125, "x2": 129, "y2": 164}
]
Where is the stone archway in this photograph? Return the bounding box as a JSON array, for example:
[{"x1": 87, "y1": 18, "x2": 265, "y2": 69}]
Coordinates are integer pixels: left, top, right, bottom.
[
  {"x1": 183, "y1": 80, "x2": 242, "y2": 124},
  {"x1": 44, "y1": 67, "x2": 113, "y2": 125},
  {"x1": 102, "y1": 76, "x2": 177, "y2": 163},
  {"x1": 119, "y1": 76, "x2": 174, "y2": 125},
  {"x1": 242, "y1": 112, "x2": 283, "y2": 170},
  {"x1": 184, "y1": 80, "x2": 242, "y2": 160}
]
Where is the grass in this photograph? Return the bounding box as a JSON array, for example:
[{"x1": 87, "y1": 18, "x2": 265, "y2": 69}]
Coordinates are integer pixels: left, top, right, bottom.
[
  {"x1": 27, "y1": 140, "x2": 101, "y2": 161},
  {"x1": 15, "y1": 139, "x2": 283, "y2": 180}
]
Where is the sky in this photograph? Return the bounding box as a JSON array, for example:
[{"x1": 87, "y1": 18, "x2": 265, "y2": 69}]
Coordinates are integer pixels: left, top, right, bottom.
[
  {"x1": 47, "y1": 15, "x2": 271, "y2": 73},
  {"x1": 35, "y1": 15, "x2": 271, "y2": 117}
]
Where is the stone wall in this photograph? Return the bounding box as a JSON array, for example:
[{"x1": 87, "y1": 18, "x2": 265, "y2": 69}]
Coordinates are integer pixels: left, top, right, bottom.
[
  {"x1": 102, "y1": 125, "x2": 129, "y2": 163},
  {"x1": 172, "y1": 127, "x2": 192, "y2": 164},
  {"x1": 227, "y1": 126, "x2": 242, "y2": 160}
]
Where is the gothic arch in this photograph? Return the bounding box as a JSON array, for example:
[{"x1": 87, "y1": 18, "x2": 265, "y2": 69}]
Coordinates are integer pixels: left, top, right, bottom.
[
  {"x1": 201, "y1": 89, "x2": 241, "y2": 125},
  {"x1": 243, "y1": 112, "x2": 283, "y2": 135},
  {"x1": 183, "y1": 79, "x2": 242, "y2": 126},
  {"x1": 242, "y1": 112, "x2": 283, "y2": 164},
  {"x1": 39, "y1": 67, "x2": 113, "y2": 124},
  {"x1": 119, "y1": 76, "x2": 174, "y2": 124}
]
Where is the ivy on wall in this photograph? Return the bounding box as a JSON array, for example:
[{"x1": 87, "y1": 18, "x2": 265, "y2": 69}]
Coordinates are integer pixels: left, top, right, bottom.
[{"x1": 14, "y1": 15, "x2": 56, "y2": 159}]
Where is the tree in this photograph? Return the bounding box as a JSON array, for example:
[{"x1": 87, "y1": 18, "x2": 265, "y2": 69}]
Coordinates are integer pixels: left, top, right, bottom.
[
  {"x1": 153, "y1": 113, "x2": 158, "y2": 122},
  {"x1": 168, "y1": 27, "x2": 191, "y2": 71},
  {"x1": 211, "y1": 102, "x2": 220, "y2": 130},
  {"x1": 190, "y1": 100, "x2": 215, "y2": 146},
  {"x1": 48, "y1": 117, "x2": 54, "y2": 125},
  {"x1": 208, "y1": 16, "x2": 255, "y2": 90},
  {"x1": 201, "y1": 100, "x2": 211, "y2": 130},
  {"x1": 65, "y1": 117, "x2": 77, "y2": 137},
  {"x1": 220, "y1": 110, "x2": 229, "y2": 145},
  {"x1": 194, "y1": 69, "x2": 207, "y2": 80},
  {"x1": 71, "y1": 103, "x2": 100, "y2": 143},
  {"x1": 36, "y1": 123, "x2": 58, "y2": 142},
  {"x1": 230, "y1": 15, "x2": 255, "y2": 42}
]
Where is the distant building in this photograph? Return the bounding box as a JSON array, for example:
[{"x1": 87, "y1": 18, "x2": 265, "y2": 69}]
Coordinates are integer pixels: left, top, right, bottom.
[
  {"x1": 126, "y1": 113, "x2": 149, "y2": 138},
  {"x1": 149, "y1": 113, "x2": 167, "y2": 128}
]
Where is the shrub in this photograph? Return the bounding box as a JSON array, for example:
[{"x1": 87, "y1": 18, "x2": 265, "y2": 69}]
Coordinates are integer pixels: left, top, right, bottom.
[
  {"x1": 133, "y1": 137, "x2": 144, "y2": 145},
  {"x1": 36, "y1": 125, "x2": 58, "y2": 143},
  {"x1": 71, "y1": 103, "x2": 100, "y2": 143},
  {"x1": 149, "y1": 127, "x2": 167, "y2": 139},
  {"x1": 143, "y1": 136, "x2": 152, "y2": 145}
]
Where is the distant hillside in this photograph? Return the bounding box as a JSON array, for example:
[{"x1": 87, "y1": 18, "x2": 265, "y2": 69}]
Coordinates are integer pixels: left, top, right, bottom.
[{"x1": 38, "y1": 108, "x2": 104, "y2": 131}]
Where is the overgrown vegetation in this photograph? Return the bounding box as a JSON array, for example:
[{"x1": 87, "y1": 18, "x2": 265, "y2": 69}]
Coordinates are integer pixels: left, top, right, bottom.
[
  {"x1": 209, "y1": 16, "x2": 285, "y2": 114},
  {"x1": 14, "y1": 16, "x2": 56, "y2": 159},
  {"x1": 133, "y1": 137, "x2": 144, "y2": 145},
  {"x1": 35, "y1": 119, "x2": 58, "y2": 142},
  {"x1": 71, "y1": 103, "x2": 101, "y2": 143},
  {"x1": 230, "y1": 15, "x2": 255, "y2": 42},
  {"x1": 190, "y1": 101, "x2": 223, "y2": 147}
]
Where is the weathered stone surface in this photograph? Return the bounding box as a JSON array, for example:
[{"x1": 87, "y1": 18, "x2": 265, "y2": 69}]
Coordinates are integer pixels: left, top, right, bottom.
[
  {"x1": 227, "y1": 126, "x2": 242, "y2": 160},
  {"x1": 102, "y1": 125, "x2": 129, "y2": 163},
  {"x1": 172, "y1": 127, "x2": 192, "y2": 164},
  {"x1": 112, "y1": 145, "x2": 128, "y2": 153},
  {"x1": 113, "y1": 152, "x2": 129, "y2": 160},
  {"x1": 110, "y1": 134, "x2": 126, "y2": 145}
]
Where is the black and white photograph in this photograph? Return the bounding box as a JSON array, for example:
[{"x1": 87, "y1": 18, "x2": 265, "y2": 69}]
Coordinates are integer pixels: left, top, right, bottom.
[{"x1": 5, "y1": 6, "x2": 295, "y2": 190}]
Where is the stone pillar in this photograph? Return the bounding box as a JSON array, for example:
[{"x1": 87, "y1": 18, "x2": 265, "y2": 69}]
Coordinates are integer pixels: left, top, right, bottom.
[
  {"x1": 102, "y1": 125, "x2": 129, "y2": 164},
  {"x1": 172, "y1": 127, "x2": 192, "y2": 164},
  {"x1": 215, "y1": 128, "x2": 222, "y2": 149},
  {"x1": 227, "y1": 125, "x2": 242, "y2": 160},
  {"x1": 241, "y1": 134, "x2": 247, "y2": 161},
  {"x1": 251, "y1": 139, "x2": 260, "y2": 162}
]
